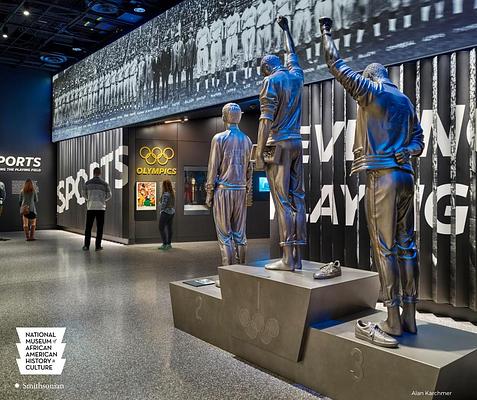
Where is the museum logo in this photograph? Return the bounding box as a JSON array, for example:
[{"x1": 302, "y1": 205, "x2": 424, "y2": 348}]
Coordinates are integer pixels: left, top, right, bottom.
[
  {"x1": 137, "y1": 146, "x2": 177, "y2": 176},
  {"x1": 16, "y1": 327, "x2": 66, "y2": 375},
  {"x1": 0, "y1": 155, "x2": 42, "y2": 173}
]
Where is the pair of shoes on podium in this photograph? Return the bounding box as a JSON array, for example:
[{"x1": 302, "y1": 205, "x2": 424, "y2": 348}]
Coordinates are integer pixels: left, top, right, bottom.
[
  {"x1": 313, "y1": 260, "x2": 341, "y2": 280},
  {"x1": 355, "y1": 320, "x2": 399, "y2": 348}
]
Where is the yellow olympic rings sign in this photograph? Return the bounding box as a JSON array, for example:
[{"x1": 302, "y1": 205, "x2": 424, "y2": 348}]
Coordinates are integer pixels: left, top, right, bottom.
[{"x1": 139, "y1": 146, "x2": 175, "y2": 166}]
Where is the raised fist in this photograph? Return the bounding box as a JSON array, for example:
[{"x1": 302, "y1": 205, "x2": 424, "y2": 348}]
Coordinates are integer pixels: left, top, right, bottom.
[
  {"x1": 276, "y1": 15, "x2": 289, "y2": 31},
  {"x1": 319, "y1": 17, "x2": 333, "y2": 34}
]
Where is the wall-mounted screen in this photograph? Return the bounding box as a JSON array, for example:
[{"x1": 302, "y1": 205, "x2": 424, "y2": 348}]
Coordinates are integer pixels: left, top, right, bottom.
[
  {"x1": 252, "y1": 171, "x2": 269, "y2": 202},
  {"x1": 52, "y1": 1, "x2": 477, "y2": 142},
  {"x1": 258, "y1": 176, "x2": 270, "y2": 193}
]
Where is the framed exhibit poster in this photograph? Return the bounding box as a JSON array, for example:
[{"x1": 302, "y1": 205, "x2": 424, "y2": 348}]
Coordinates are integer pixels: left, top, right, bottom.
[{"x1": 136, "y1": 181, "x2": 157, "y2": 211}]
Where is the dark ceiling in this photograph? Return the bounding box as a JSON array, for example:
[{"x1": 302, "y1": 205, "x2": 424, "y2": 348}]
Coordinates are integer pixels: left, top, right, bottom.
[{"x1": 0, "y1": 0, "x2": 178, "y2": 74}]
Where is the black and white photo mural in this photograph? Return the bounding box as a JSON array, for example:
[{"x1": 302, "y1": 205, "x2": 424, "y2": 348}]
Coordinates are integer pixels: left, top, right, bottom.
[{"x1": 53, "y1": 0, "x2": 477, "y2": 141}]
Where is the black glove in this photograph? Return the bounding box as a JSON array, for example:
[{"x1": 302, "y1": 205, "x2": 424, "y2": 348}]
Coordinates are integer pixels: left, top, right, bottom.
[
  {"x1": 276, "y1": 15, "x2": 290, "y2": 32},
  {"x1": 319, "y1": 17, "x2": 333, "y2": 35}
]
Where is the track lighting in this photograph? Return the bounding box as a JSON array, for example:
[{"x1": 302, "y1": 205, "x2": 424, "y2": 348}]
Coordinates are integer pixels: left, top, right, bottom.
[{"x1": 23, "y1": 2, "x2": 30, "y2": 16}]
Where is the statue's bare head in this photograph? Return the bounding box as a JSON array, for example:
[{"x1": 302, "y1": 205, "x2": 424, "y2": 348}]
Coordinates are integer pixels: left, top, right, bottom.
[
  {"x1": 222, "y1": 103, "x2": 242, "y2": 125},
  {"x1": 363, "y1": 63, "x2": 389, "y2": 83},
  {"x1": 260, "y1": 55, "x2": 282, "y2": 77}
]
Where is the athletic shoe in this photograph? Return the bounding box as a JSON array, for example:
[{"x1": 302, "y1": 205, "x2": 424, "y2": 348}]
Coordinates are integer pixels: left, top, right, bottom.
[
  {"x1": 355, "y1": 319, "x2": 399, "y2": 348},
  {"x1": 95, "y1": 247, "x2": 103, "y2": 251},
  {"x1": 313, "y1": 260, "x2": 341, "y2": 280},
  {"x1": 158, "y1": 244, "x2": 168, "y2": 250},
  {"x1": 82, "y1": 246, "x2": 89, "y2": 251}
]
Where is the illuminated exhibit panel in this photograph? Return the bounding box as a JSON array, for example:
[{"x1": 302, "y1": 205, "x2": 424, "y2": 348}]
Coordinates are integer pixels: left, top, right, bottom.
[
  {"x1": 52, "y1": 1, "x2": 477, "y2": 141},
  {"x1": 184, "y1": 167, "x2": 209, "y2": 215}
]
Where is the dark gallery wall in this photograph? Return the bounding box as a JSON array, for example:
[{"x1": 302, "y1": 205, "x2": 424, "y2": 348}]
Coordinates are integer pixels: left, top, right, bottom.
[
  {"x1": 54, "y1": 108, "x2": 269, "y2": 245},
  {"x1": 128, "y1": 109, "x2": 269, "y2": 244},
  {"x1": 0, "y1": 65, "x2": 55, "y2": 231},
  {"x1": 56, "y1": 128, "x2": 129, "y2": 242}
]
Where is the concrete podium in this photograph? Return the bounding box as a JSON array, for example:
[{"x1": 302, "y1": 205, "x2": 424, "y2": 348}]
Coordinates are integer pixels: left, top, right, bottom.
[
  {"x1": 304, "y1": 310, "x2": 477, "y2": 400},
  {"x1": 170, "y1": 261, "x2": 477, "y2": 399},
  {"x1": 219, "y1": 261, "x2": 379, "y2": 362}
]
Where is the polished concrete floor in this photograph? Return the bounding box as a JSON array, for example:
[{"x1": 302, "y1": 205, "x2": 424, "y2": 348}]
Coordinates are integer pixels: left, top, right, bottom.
[{"x1": 0, "y1": 230, "x2": 324, "y2": 400}]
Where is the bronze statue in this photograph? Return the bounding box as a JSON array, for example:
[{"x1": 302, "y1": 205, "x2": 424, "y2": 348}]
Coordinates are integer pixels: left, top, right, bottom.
[
  {"x1": 206, "y1": 103, "x2": 253, "y2": 266},
  {"x1": 256, "y1": 16, "x2": 307, "y2": 272},
  {"x1": 320, "y1": 17, "x2": 424, "y2": 338}
]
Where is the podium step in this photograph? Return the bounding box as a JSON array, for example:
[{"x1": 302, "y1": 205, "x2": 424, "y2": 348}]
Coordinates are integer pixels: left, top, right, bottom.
[
  {"x1": 170, "y1": 276, "x2": 231, "y2": 352},
  {"x1": 219, "y1": 260, "x2": 380, "y2": 362},
  {"x1": 301, "y1": 310, "x2": 477, "y2": 400},
  {"x1": 170, "y1": 262, "x2": 477, "y2": 399}
]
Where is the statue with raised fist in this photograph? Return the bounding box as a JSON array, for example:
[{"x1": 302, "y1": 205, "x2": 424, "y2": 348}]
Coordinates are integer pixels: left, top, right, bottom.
[
  {"x1": 256, "y1": 16, "x2": 306, "y2": 271},
  {"x1": 206, "y1": 103, "x2": 253, "y2": 266},
  {"x1": 320, "y1": 17, "x2": 425, "y2": 339}
]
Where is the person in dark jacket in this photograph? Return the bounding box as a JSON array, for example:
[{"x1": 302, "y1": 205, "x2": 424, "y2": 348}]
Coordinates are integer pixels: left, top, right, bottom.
[
  {"x1": 19, "y1": 179, "x2": 38, "y2": 241},
  {"x1": 81, "y1": 167, "x2": 112, "y2": 251},
  {"x1": 171, "y1": 30, "x2": 185, "y2": 96},
  {"x1": 152, "y1": 50, "x2": 162, "y2": 103},
  {"x1": 160, "y1": 34, "x2": 172, "y2": 103},
  {"x1": 184, "y1": 27, "x2": 197, "y2": 95},
  {"x1": 158, "y1": 179, "x2": 175, "y2": 250},
  {"x1": 320, "y1": 17, "x2": 425, "y2": 338}
]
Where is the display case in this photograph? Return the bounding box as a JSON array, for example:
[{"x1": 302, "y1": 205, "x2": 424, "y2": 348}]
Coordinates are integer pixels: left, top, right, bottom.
[{"x1": 183, "y1": 166, "x2": 209, "y2": 215}]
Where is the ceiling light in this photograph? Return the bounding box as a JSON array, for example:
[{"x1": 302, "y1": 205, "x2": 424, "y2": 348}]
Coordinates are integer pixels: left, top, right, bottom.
[
  {"x1": 23, "y1": 2, "x2": 30, "y2": 16},
  {"x1": 164, "y1": 117, "x2": 188, "y2": 124},
  {"x1": 134, "y1": 7, "x2": 146, "y2": 13},
  {"x1": 91, "y1": 3, "x2": 119, "y2": 15},
  {"x1": 164, "y1": 119, "x2": 182, "y2": 124},
  {"x1": 2, "y1": 27, "x2": 8, "y2": 39},
  {"x1": 40, "y1": 54, "x2": 67, "y2": 65},
  {"x1": 72, "y1": 47, "x2": 82, "y2": 52}
]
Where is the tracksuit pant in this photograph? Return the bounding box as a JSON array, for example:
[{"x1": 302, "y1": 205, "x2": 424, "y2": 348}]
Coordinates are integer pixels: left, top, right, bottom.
[{"x1": 365, "y1": 168, "x2": 419, "y2": 307}]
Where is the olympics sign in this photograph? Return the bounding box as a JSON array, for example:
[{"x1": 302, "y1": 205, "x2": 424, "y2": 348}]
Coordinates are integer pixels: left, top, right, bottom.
[
  {"x1": 139, "y1": 146, "x2": 175, "y2": 165},
  {"x1": 137, "y1": 146, "x2": 177, "y2": 175}
]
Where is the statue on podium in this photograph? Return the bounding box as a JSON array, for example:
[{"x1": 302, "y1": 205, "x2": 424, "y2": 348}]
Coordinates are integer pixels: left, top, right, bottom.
[
  {"x1": 206, "y1": 103, "x2": 253, "y2": 266},
  {"x1": 320, "y1": 17, "x2": 424, "y2": 341},
  {"x1": 255, "y1": 16, "x2": 307, "y2": 272}
]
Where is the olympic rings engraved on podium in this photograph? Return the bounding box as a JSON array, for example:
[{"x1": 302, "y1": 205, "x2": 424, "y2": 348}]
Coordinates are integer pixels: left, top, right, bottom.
[{"x1": 139, "y1": 146, "x2": 175, "y2": 166}]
